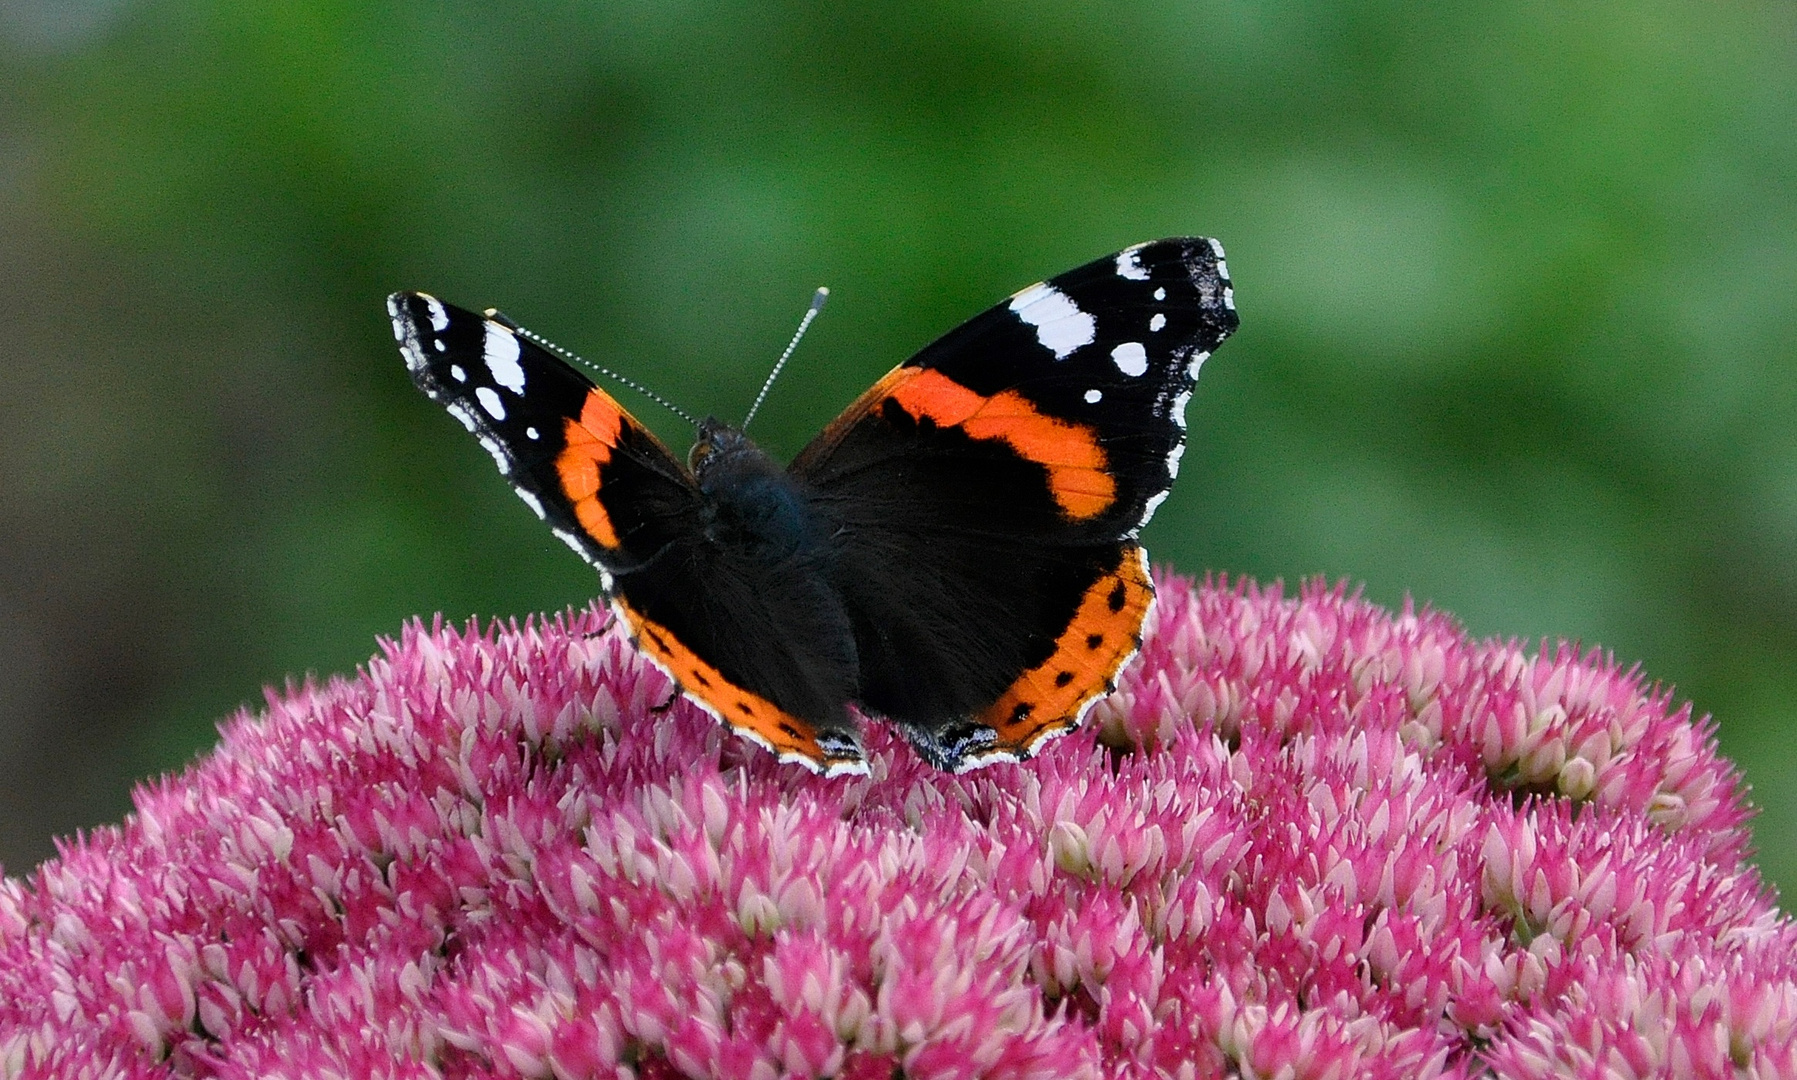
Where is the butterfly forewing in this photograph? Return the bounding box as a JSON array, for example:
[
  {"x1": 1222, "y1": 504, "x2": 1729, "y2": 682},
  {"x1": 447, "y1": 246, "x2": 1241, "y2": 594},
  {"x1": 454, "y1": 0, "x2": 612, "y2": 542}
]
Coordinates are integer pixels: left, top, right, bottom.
[
  {"x1": 908, "y1": 237, "x2": 1234, "y2": 535},
  {"x1": 387, "y1": 292, "x2": 701, "y2": 583}
]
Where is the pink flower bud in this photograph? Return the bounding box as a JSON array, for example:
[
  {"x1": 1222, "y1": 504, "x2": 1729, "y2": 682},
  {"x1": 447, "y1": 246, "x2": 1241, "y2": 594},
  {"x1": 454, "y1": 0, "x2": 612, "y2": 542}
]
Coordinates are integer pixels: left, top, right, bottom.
[{"x1": 0, "y1": 575, "x2": 1788, "y2": 1076}]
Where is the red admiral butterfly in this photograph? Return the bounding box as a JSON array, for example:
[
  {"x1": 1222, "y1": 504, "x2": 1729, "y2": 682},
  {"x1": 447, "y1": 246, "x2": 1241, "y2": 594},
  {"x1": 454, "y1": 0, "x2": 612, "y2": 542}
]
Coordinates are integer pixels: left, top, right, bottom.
[{"x1": 389, "y1": 238, "x2": 1236, "y2": 775}]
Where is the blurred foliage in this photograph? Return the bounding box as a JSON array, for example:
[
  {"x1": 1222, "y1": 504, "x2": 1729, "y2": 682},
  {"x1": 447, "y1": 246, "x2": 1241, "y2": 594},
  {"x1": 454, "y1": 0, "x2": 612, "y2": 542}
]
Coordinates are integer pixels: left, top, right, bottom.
[{"x1": 1, "y1": 0, "x2": 1793, "y2": 891}]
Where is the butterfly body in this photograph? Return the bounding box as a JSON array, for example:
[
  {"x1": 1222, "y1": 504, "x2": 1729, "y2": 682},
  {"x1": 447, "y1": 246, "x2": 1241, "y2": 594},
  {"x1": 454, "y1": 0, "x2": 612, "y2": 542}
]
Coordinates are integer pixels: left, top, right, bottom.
[
  {"x1": 651, "y1": 418, "x2": 862, "y2": 748},
  {"x1": 389, "y1": 237, "x2": 1236, "y2": 774}
]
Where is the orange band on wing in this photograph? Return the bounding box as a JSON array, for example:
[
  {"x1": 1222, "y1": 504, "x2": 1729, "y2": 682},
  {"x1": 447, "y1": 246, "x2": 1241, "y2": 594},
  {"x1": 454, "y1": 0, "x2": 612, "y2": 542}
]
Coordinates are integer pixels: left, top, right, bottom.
[
  {"x1": 615, "y1": 599, "x2": 851, "y2": 771},
  {"x1": 880, "y1": 367, "x2": 1116, "y2": 520},
  {"x1": 977, "y1": 546, "x2": 1154, "y2": 750},
  {"x1": 556, "y1": 390, "x2": 625, "y2": 549}
]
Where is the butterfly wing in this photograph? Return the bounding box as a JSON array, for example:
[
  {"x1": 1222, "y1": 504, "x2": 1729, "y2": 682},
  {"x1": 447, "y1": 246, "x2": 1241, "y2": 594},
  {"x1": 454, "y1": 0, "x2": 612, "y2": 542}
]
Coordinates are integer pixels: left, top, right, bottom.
[
  {"x1": 790, "y1": 238, "x2": 1237, "y2": 769},
  {"x1": 388, "y1": 293, "x2": 866, "y2": 775},
  {"x1": 389, "y1": 292, "x2": 697, "y2": 582}
]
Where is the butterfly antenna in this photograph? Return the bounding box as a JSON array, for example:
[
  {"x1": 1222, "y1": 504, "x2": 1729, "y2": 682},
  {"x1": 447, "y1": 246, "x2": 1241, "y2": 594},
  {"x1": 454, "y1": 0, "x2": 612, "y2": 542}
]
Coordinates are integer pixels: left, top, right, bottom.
[
  {"x1": 489, "y1": 310, "x2": 701, "y2": 428},
  {"x1": 742, "y1": 287, "x2": 829, "y2": 433}
]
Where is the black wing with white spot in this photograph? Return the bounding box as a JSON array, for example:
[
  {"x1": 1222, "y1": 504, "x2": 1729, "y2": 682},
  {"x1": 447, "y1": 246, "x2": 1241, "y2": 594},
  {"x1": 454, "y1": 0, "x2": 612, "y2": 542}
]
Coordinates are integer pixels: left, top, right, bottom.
[
  {"x1": 912, "y1": 237, "x2": 1235, "y2": 537},
  {"x1": 795, "y1": 237, "x2": 1236, "y2": 541},
  {"x1": 386, "y1": 291, "x2": 701, "y2": 586}
]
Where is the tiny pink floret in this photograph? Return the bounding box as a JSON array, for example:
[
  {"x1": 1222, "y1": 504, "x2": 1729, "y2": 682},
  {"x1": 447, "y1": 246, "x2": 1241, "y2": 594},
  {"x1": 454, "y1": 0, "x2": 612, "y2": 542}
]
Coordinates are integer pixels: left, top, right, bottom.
[{"x1": 1, "y1": 575, "x2": 1791, "y2": 1077}]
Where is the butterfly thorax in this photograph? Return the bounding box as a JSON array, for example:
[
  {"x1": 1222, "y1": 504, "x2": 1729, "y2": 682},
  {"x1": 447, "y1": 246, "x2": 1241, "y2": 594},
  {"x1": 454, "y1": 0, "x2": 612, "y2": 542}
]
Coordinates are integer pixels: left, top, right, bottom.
[{"x1": 689, "y1": 418, "x2": 818, "y2": 564}]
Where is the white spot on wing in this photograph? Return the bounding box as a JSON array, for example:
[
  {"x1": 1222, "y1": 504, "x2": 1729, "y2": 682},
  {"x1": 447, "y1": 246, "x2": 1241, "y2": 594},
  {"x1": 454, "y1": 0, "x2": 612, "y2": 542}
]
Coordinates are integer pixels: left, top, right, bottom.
[
  {"x1": 1115, "y1": 247, "x2": 1150, "y2": 280},
  {"x1": 1084, "y1": 388, "x2": 1103, "y2": 404},
  {"x1": 1187, "y1": 349, "x2": 1211, "y2": 379},
  {"x1": 1170, "y1": 387, "x2": 1192, "y2": 429},
  {"x1": 433, "y1": 339, "x2": 446, "y2": 352},
  {"x1": 475, "y1": 386, "x2": 506, "y2": 421},
  {"x1": 1208, "y1": 237, "x2": 1226, "y2": 258},
  {"x1": 1111, "y1": 341, "x2": 1148, "y2": 377},
  {"x1": 516, "y1": 489, "x2": 545, "y2": 519},
  {"x1": 1009, "y1": 283, "x2": 1095, "y2": 360},
  {"x1": 1166, "y1": 440, "x2": 1185, "y2": 477},
  {"x1": 1140, "y1": 489, "x2": 1169, "y2": 526},
  {"x1": 526, "y1": 426, "x2": 539, "y2": 440},
  {"x1": 777, "y1": 745, "x2": 831, "y2": 774},
  {"x1": 425, "y1": 297, "x2": 450, "y2": 333},
  {"x1": 1153, "y1": 287, "x2": 1166, "y2": 301},
  {"x1": 1150, "y1": 313, "x2": 1167, "y2": 332},
  {"x1": 450, "y1": 365, "x2": 467, "y2": 383},
  {"x1": 475, "y1": 434, "x2": 510, "y2": 472},
  {"x1": 553, "y1": 527, "x2": 590, "y2": 559},
  {"x1": 956, "y1": 746, "x2": 1024, "y2": 772},
  {"x1": 388, "y1": 301, "x2": 428, "y2": 372},
  {"x1": 446, "y1": 403, "x2": 479, "y2": 433},
  {"x1": 483, "y1": 324, "x2": 526, "y2": 393}
]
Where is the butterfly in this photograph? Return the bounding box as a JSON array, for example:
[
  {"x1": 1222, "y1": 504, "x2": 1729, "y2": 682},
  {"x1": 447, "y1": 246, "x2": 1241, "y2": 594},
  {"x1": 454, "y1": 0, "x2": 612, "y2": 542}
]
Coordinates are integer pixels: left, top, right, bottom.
[{"x1": 388, "y1": 237, "x2": 1236, "y2": 774}]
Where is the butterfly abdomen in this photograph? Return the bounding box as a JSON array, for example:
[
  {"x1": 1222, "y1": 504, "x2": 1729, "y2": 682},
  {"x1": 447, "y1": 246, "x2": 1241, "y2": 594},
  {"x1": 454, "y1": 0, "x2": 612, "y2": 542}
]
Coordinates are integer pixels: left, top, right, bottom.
[{"x1": 681, "y1": 423, "x2": 862, "y2": 736}]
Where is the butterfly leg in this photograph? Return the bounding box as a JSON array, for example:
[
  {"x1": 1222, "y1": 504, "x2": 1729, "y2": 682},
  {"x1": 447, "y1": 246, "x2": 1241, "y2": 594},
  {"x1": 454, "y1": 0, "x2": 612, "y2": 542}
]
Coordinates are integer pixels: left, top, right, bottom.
[{"x1": 581, "y1": 608, "x2": 619, "y2": 642}]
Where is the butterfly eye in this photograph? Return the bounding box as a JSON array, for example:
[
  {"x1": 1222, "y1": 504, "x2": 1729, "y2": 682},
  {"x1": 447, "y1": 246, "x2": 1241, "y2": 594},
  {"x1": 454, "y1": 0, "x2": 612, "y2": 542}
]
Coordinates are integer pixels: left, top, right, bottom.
[{"x1": 690, "y1": 420, "x2": 744, "y2": 474}]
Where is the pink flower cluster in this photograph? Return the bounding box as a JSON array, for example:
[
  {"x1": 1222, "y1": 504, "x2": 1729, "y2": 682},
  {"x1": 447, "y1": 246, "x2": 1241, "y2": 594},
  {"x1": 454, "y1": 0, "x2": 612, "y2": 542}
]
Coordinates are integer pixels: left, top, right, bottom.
[{"x1": 0, "y1": 574, "x2": 1791, "y2": 1078}]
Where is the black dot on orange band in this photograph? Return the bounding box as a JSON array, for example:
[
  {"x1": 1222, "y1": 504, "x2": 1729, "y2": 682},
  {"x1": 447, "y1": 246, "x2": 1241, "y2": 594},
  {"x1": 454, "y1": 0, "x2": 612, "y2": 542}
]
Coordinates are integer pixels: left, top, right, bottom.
[
  {"x1": 735, "y1": 702, "x2": 754, "y2": 715},
  {"x1": 1054, "y1": 671, "x2": 1074, "y2": 687},
  {"x1": 694, "y1": 672, "x2": 712, "y2": 688},
  {"x1": 1107, "y1": 579, "x2": 1128, "y2": 613},
  {"x1": 779, "y1": 722, "x2": 802, "y2": 738},
  {"x1": 1010, "y1": 703, "x2": 1034, "y2": 723},
  {"x1": 1086, "y1": 633, "x2": 1105, "y2": 649}
]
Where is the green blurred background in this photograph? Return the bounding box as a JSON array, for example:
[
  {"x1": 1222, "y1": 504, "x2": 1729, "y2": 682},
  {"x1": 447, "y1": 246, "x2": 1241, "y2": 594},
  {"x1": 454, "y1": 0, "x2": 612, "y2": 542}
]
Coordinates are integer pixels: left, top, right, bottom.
[{"x1": 1, "y1": 1, "x2": 1792, "y2": 892}]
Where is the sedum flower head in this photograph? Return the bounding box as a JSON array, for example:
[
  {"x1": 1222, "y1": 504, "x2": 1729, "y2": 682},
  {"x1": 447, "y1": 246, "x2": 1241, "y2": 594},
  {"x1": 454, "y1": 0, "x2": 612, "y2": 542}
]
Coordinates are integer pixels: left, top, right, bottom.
[{"x1": 0, "y1": 574, "x2": 1791, "y2": 1078}]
